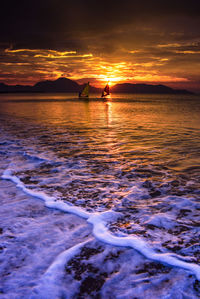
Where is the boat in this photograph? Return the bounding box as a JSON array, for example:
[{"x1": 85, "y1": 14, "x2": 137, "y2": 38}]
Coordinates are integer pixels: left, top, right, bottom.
[
  {"x1": 101, "y1": 83, "x2": 110, "y2": 98},
  {"x1": 79, "y1": 82, "x2": 89, "y2": 98}
]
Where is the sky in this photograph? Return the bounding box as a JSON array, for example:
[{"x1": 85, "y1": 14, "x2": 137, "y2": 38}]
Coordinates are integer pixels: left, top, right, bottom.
[{"x1": 0, "y1": 0, "x2": 200, "y2": 92}]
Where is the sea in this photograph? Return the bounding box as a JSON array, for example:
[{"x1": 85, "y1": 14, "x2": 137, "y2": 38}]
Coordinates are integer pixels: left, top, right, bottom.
[{"x1": 0, "y1": 93, "x2": 200, "y2": 298}]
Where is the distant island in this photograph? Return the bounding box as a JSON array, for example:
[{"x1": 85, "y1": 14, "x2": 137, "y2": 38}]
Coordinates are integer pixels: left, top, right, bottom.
[{"x1": 0, "y1": 77, "x2": 193, "y2": 94}]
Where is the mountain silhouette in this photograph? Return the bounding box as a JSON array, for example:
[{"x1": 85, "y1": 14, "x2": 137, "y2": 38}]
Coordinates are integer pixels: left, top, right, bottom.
[
  {"x1": 34, "y1": 77, "x2": 80, "y2": 92},
  {"x1": 111, "y1": 83, "x2": 192, "y2": 94},
  {"x1": 0, "y1": 78, "x2": 193, "y2": 94}
]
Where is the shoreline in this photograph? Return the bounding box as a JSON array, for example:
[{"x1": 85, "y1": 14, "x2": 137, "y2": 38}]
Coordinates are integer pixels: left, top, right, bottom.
[
  {"x1": 0, "y1": 178, "x2": 94, "y2": 298},
  {"x1": 1, "y1": 177, "x2": 199, "y2": 298}
]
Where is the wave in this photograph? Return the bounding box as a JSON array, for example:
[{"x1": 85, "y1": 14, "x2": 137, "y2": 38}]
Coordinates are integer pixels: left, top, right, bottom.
[
  {"x1": 32, "y1": 239, "x2": 92, "y2": 298},
  {"x1": 2, "y1": 168, "x2": 200, "y2": 281}
]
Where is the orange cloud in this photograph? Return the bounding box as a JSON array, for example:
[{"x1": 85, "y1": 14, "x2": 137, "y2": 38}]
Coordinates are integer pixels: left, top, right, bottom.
[{"x1": 0, "y1": 46, "x2": 197, "y2": 91}]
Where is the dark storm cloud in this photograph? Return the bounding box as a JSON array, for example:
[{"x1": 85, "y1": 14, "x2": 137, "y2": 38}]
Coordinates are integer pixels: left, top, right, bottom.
[{"x1": 1, "y1": 0, "x2": 200, "y2": 50}]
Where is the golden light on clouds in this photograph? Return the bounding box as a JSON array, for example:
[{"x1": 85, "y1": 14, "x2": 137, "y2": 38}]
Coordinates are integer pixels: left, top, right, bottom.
[
  {"x1": 0, "y1": 45, "x2": 198, "y2": 90},
  {"x1": 1, "y1": 1, "x2": 200, "y2": 92}
]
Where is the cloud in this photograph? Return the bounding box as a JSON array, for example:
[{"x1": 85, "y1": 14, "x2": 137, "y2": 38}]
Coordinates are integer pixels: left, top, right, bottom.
[
  {"x1": 0, "y1": 1, "x2": 200, "y2": 91},
  {"x1": 1, "y1": 1, "x2": 200, "y2": 49}
]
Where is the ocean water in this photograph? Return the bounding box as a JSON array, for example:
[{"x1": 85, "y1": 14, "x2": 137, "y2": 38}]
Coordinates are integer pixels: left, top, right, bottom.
[{"x1": 0, "y1": 93, "x2": 200, "y2": 298}]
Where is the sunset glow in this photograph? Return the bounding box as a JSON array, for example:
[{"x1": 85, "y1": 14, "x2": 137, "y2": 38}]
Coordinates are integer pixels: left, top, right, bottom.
[
  {"x1": 0, "y1": 1, "x2": 200, "y2": 92},
  {"x1": 0, "y1": 47, "x2": 195, "y2": 89},
  {"x1": 1, "y1": 2, "x2": 200, "y2": 297}
]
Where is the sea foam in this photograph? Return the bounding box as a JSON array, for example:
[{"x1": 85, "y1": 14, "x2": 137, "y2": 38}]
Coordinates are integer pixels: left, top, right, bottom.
[
  {"x1": 2, "y1": 168, "x2": 200, "y2": 280},
  {"x1": 32, "y1": 239, "x2": 91, "y2": 298}
]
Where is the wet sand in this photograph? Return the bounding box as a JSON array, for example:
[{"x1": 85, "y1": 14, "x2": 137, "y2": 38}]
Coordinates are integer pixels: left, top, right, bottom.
[
  {"x1": 1, "y1": 178, "x2": 200, "y2": 298},
  {"x1": 0, "y1": 177, "x2": 94, "y2": 298},
  {"x1": 0, "y1": 94, "x2": 200, "y2": 298}
]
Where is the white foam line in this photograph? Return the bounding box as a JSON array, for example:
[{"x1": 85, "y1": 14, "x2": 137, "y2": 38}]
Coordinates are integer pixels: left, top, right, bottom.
[
  {"x1": 33, "y1": 239, "x2": 91, "y2": 298},
  {"x1": 2, "y1": 169, "x2": 90, "y2": 219},
  {"x1": 88, "y1": 213, "x2": 200, "y2": 280},
  {"x1": 2, "y1": 168, "x2": 200, "y2": 280}
]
